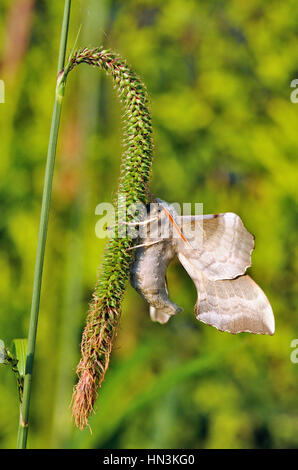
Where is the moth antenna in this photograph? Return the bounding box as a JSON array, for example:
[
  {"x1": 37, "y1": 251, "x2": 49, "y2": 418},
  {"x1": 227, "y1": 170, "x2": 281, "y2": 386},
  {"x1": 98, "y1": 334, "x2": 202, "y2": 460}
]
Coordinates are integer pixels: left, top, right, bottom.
[{"x1": 161, "y1": 206, "x2": 193, "y2": 249}]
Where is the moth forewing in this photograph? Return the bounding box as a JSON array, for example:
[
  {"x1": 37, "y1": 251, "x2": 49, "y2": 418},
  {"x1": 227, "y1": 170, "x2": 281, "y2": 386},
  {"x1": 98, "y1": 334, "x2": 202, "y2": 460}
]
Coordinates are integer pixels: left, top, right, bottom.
[{"x1": 176, "y1": 212, "x2": 255, "y2": 281}]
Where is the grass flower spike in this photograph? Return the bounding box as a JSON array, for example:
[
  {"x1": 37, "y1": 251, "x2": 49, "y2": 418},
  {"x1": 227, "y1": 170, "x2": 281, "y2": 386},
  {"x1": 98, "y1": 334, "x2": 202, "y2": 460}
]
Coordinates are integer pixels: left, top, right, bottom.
[{"x1": 61, "y1": 47, "x2": 154, "y2": 429}]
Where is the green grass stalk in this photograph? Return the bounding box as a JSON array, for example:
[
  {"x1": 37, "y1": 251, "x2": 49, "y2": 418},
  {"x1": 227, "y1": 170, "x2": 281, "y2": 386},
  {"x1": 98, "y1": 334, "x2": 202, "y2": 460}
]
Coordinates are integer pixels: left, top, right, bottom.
[{"x1": 17, "y1": 0, "x2": 72, "y2": 449}]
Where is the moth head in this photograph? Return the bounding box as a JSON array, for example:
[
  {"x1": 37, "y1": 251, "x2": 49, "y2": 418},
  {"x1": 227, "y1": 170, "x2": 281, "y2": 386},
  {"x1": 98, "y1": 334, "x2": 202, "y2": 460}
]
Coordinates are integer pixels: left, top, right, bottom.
[{"x1": 155, "y1": 198, "x2": 177, "y2": 215}]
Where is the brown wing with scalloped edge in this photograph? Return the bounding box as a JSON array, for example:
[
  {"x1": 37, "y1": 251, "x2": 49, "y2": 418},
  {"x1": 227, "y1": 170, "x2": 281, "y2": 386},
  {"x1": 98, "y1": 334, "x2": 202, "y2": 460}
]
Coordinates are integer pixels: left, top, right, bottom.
[{"x1": 176, "y1": 213, "x2": 254, "y2": 281}]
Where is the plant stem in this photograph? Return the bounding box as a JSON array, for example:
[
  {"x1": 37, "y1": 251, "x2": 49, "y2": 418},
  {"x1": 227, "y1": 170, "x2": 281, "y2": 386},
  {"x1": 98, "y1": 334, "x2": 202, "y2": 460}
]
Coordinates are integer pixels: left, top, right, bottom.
[{"x1": 17, "y1": 0, "x2": 72, "y2": 449}]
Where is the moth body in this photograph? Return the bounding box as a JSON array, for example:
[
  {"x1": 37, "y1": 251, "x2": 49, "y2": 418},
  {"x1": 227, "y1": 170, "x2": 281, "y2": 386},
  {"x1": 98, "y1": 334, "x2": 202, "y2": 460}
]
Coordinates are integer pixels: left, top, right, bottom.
[
  {"x1": 130, "y1": 200, "x2": 182, "y2": 324},
  {"x1": 130, "y1": 238, "x2": 182, "y2": 324}
]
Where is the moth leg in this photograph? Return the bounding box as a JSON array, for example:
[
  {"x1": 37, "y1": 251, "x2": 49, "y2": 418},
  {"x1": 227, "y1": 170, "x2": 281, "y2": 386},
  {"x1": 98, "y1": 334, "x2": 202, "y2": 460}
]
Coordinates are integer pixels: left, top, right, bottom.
[
  {"x1": 106, "y1": 216, "x2": 159, "y2": 234},
  {"x1": 127, "y1": 239, "x2": 164, "y2": 250},
  {"x1": 125, "y1": 216, "x2": 158, "y2": 226}
]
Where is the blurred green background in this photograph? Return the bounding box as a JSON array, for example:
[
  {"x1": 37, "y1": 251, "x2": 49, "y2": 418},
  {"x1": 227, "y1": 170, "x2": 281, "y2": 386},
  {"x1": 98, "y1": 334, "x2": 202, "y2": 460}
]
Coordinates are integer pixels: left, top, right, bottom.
[{"x1": 0, "y1": 0, "x2": 298, "y2": 449}]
